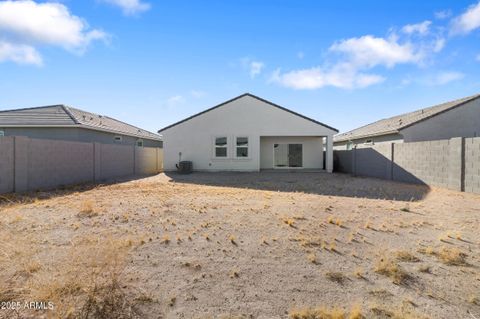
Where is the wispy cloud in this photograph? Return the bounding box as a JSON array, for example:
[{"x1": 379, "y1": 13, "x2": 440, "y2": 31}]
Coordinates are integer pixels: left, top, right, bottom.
[
  {"x1": 435, "y1": 10, "x2": 452, "y2": 20},
  {"x1": 0, "y1": 0, "x2": 107, "y2": 65},
  {"x1": 271, "y1": 33, "x2": 427, "y2": 90},
  {"x1": 165, "y1": 95, "x2": 185, "y2": 108},
  {"x1": 100, "y1": 0, "x2": 151, "y2": 16},
  {"x1": 241, "y1": 57, "x2": 265, "y2": 79},
  {"x1": 402, "y1": 21, "x2": 432, "y2": 35},
  {"x1": 451, "y1": 1, "x2": 480, "y2": 34},
  {"x1": 424, "y1": 71, "x2": 465, "y2": 86},
  {"x1": 0, "y1": 41, "x2": 42, "y2": 66}
]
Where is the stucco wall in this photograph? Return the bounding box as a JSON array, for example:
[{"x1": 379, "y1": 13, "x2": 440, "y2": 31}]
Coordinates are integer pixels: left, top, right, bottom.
[
  {"x1": 161, "y1": 95, "x2": 336, "y2": 172},
  {"x1": 0, "y1": 136, "x2": 163, "y2": 193},
  {"x1": 400, "y1": 98, "x2": 480, "y2": 142},
  {"x1": 259, "y1": 136, "x2": 324, "y2": 169},
  {"x1": 0, "y1": 127, "x2": 162, "y2": 148}
]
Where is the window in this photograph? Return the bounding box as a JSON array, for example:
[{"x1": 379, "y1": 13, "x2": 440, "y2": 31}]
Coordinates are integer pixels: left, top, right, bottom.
[
  {"x1": 346, "y1": 142, "x2": 353, "y2": 150},
  {"x1": 0, "y1": 130, "x2": 4, "y2": 137},
  {"x1": 236, "y1": 137, "x2": 248, "y2": 157},
  {"x1": 136, "y1": 139, "x2": 144, "y2": 147},
  {"x1": 215, "y1": 137, "x2": 227, "y2": 157},
  {"x1": 114, "y1": 136, "x2": 122, "y2": 143}
]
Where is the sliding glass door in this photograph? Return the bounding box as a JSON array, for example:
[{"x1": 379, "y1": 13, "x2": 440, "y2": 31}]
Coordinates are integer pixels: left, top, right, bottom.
[{"x1": 274, "y1": 144, "x2": 303, "y2": 168}]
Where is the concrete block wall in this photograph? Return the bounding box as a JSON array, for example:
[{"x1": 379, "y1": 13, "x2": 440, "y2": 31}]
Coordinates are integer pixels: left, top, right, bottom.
[
  {"x1": 355, "y1": 143, "x2": 393, "y2": 180},
  {"x1": 334, "y1": 137, "x2": 480, "y2": 194},
  {"x1": 465, "y1": 138, "x2": 480, "y2": 193},
  {"x1": 394, "y1": 140, "x2": 449, "y2": 188},
  {"x1": 0, "y1": 137, "x2": 14, "y2": 194},
  {"x1": 0, "y1": 136, "x2": 163, "y2": 194}
]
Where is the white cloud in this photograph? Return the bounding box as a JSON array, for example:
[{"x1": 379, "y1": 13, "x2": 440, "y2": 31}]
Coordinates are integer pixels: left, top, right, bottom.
[
  {"x1": 451, "y1": 1, "x2": 480, "y2": 34},
  {"x1": 0, "y1": 40, "x2": 42, "y2": 65},
  {"x1": 100, "y1": 0, "x2": 151, "y2": 15},
  {"x1": 166, "y1": 95, "x2": 185, "y2": 108},
  {"x1": 270, "y1": 64, "x2": 385, "y2": 90},
  {"x1": 0, "y1": 1, "x2": 107, "y2": 65},
  {"x1": 249, "y1": 61, "x2": 264, "y2": 78},
  {"x1": 433, "y1": 37, "x2": 446, "y2": 52},
  {"x1": 402, "y1": 21, "x2": 432, "y2": 35},
  {"x1": 435, "y1": 10, "x2": 452, "y2": 20},
  {"x1": 425, "y1": 71, "x2": 465, "y2": 86},
  {"x1": 330, "y1": 35, "x2": 423, "y2": 68}
]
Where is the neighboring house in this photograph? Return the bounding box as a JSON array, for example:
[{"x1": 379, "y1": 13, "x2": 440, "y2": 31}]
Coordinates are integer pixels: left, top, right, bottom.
[
  {"x1": 0, "y1": 105, "x2": 162, "y2": 147},
  {"x1": 158, "y1": 93, "x2": 338, "y2": 172},
  {"x1": 334, "y1": 93, "x2": 480, "y2": 150}
]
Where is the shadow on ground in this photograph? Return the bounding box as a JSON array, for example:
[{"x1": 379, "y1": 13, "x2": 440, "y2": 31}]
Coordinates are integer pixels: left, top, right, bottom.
[
  {"x1": 165, "y1": 171, "x2": 430, "y2": 201},
  {"x1": 0, "y1": 174, "x2": 158, "y2": 207}
]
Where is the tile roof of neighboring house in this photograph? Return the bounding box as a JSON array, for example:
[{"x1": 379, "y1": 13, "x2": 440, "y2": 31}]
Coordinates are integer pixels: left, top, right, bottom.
[
  {"x1": 158, "y1": 93, "x2": 339, "y2": 133},
  {"x1": 0, "y1": 104, "x2": 162, "y2": 141},
  {"x1": 334, "y1": 94, "x2": 480, "y2": 143}
]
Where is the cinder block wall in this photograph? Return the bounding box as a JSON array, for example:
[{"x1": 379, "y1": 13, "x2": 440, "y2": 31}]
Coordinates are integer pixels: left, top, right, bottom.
[
  {"x1": 334, "y1": 137, "x2": 479, "y2": 194},
  {"x1": 465, "y1": 138, "x2": 480, "y2": 193},
  {"x1": 0, "y1": 137, "x2": 15, "y2": 194},
  {"x1": 0, "y1": 136, "x2": 163, "y2": 194},
  {"x1": 394, "y1": 140, "x2": 450, "y2": 188}
]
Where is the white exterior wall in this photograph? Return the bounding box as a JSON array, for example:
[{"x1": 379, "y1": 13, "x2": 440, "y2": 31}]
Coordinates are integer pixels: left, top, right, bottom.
[
  {"x1": 161, "y1": 95, "x2": 336, "y2": 172},
  {"x1": 400, "y1": 98, "x2": 480, "y2": 142},
  {"x1": 260, "y1": 136, "x2": 323, "y2": 169}
]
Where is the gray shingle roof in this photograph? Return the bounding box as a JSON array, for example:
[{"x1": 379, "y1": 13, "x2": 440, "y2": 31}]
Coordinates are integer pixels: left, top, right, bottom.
[
  {"x1": 0, "y1": 105, "x2": 161, "y2": 141},
  {"x1": 334, "y1": 94, "x2": 480, "y2": 143}
]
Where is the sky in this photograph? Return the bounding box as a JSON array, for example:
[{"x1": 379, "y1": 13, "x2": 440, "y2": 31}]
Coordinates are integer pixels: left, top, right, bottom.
[{"x1": 1, "y1": 0, "x2": 480, "y2": 134}]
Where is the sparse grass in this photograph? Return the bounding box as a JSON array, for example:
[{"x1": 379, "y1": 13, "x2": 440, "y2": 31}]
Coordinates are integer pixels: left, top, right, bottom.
[
  {"x1": 437, "y1": 247, "x2": 467, "y2": 265},
  {"x1": 78, "y1": 200, "x2": 98, "y2": 218},
  {"x1": 395, "y1": 250, "x2": 420, "y2": 262},
  {"x1": 307, "y1": 253, "x2": 317, "y2": 264},
  {"x1": 27, "y1": 237, "x2": 143, "y2": 318},
  {"x1": 289, "y1": 305, "x2": 364, "y2": 319},
  {"x1": 418, "y1": 265, "x2": 431, "y2": 273},
  {"x1": 418, "y1": 246, "x2": 468, "y2": 266},
  {"x1": 469, "y1": 295, "x2": 479, "y2": 305},
  {"x1": 375, "y1": 253, "x2": 411, "y2": 285},
  {"x1": 325, "y1": 272, "x2": 347, "y2": 284},
  {"x1": 289, "y1": 306, "x2": 345, "y2": 319}
]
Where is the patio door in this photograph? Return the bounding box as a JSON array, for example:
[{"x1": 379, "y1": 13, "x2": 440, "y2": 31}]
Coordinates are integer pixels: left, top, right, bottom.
[{"x1": 274, "y1": 144, "x2": 303, "y2": 168}]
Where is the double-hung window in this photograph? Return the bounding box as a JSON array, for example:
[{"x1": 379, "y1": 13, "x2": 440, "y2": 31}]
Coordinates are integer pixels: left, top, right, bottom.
[
  {"x1": 235, "y1": 137, "x2": 248, "y2": 158},
  {"x1": 215, "y1": 137, "x2": 228, "y2": 157}
]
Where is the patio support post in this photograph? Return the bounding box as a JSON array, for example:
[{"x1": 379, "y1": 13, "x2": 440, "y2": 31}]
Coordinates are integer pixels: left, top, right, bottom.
[{"x1": 326, "y1": 135, "x2": 333, "y2": 173}]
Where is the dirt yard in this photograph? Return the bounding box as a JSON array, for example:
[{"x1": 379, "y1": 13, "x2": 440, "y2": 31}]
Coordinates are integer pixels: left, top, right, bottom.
[{"x1": 1, "y1": 172, "x2": 479, "y2": 319}]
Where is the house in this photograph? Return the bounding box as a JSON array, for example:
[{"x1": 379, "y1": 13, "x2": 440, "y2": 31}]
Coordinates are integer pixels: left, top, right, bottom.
[
  {"x1": 158, "y1": 93, "x2": 338, "y2": 172},
  {"x1": 0, "y1": 105, "x2": 162, "y2": 147},
  {"x1": 334, "y1": 93, "x2": 480, "y2": 150}
]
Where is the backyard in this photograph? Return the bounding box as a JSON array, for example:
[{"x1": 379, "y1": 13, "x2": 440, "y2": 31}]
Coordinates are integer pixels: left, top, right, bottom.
[{"x1": 0, "y1": 172, "x2": 479, "y2": 319}]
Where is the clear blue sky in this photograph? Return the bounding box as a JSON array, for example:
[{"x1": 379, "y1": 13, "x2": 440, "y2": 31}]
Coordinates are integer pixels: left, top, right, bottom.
[{"x1": 1, "y1": 0, "x2": 480, "y2": 134}]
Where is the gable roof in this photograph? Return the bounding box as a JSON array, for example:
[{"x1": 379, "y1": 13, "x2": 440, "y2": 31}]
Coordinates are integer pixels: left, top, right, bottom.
[
  {"x1": 0, "y1": 104, "x2": 162, "y2": 141},
  {"x1": 334, "y1": 93, "x2": 480, "y2": 143},
  {"x1": 158, "y1": 93, "x2": 338, "y2": 133}
]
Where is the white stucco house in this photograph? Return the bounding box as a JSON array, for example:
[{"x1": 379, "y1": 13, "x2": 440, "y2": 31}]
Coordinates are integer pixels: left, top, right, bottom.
[
  {"x1": 334, "y1": 93, "x2": 480, "y2": 150},
  {"x1": 158, "y1": 93, "x2": 338, "y2": 172}
]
